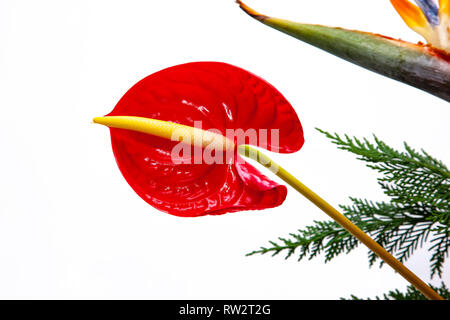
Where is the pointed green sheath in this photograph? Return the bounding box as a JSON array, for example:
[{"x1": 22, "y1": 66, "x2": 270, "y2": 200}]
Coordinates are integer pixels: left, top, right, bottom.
[{"x1": 237, "y1": 1, "x2": 450, "y2": 103}]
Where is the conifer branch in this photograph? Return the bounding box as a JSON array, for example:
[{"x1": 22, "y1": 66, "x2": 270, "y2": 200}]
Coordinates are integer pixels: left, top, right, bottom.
[
  {"x1": 343, "y1": 282, "x2": 450, "y2": 300},
  {"x1": 247, "y1": 130, "x2": 450, "y2": 278}
]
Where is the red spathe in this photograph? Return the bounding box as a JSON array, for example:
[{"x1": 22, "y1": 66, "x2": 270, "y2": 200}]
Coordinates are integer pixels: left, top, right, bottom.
[{"x1": 107, "y1": 62, "x2": 304, "y2": 217}]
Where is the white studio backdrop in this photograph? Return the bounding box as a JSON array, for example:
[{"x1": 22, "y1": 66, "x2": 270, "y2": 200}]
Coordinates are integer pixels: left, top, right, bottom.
[{"x1": 0, "y1": 0, "x2": 449, "y2": 299}]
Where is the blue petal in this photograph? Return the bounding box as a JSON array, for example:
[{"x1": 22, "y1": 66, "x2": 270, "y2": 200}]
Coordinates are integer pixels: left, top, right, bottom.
[{"x1": 414, "y1": 0, "x2": 439, "y2": 25}]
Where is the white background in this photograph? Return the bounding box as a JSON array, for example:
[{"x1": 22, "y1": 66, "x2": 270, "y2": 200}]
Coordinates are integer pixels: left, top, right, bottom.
[{"x1": 0, "y1": 0, "x2": 449, "y2": 299}]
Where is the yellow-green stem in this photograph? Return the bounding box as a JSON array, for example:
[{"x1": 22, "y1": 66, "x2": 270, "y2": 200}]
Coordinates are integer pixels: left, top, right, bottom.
[
  {"x1": 93, "y1": 116, "x2": 443, "y2": 299},
  {"x1": 238, "y1": 145, "x2": 443, "y2": 300}
]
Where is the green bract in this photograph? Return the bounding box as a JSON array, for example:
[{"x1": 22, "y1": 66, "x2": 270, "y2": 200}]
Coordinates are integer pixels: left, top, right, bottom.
[{"x1": 237, "y1": 1, "x2": 450, "y2": 102}]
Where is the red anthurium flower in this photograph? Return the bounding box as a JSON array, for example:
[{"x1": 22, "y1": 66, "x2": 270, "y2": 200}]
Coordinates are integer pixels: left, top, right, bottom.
[
  {"x1": 102, "y1": 62, "x2": 304, "y2": 217},
  {"x1": 94, "y1": 62, "x2": 442, "y2": 299}
]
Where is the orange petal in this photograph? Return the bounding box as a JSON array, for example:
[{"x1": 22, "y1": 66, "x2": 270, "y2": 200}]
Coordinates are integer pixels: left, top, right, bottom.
[
  {"x1": 440, "y1": 0, "x2": 450, "y2": 17},
  {"x1": 391, "y1": 0, "x2": 429, "y2": 29}
]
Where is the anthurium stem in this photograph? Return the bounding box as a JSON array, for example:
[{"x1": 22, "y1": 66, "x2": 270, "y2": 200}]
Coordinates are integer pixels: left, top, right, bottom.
[
  {"x1": 238, "y1": 145, "x2": 444, "y2": 300},
  {"x1": 94, "y1": 115, "x2": 442, "y2": 299}
]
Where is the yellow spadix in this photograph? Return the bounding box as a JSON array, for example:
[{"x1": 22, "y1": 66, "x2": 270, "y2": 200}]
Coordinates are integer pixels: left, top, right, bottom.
[{"x1": 93, "y1": 116, "x2": 235, "y2": 151}]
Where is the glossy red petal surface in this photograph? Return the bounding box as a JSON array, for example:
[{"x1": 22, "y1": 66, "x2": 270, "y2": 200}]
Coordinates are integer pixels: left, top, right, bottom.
[{"x1": 107, "y1": 62, "x2": 303, "y2": 217}]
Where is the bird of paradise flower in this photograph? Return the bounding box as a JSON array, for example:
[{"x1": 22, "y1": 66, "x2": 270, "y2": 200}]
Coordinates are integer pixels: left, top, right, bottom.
[
  {"x1": 237, "y1": 0, "x2": 450, "y2": 102},
  {"x1": 395, "y1": 0, "x2": 449, "y2": 51}
]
